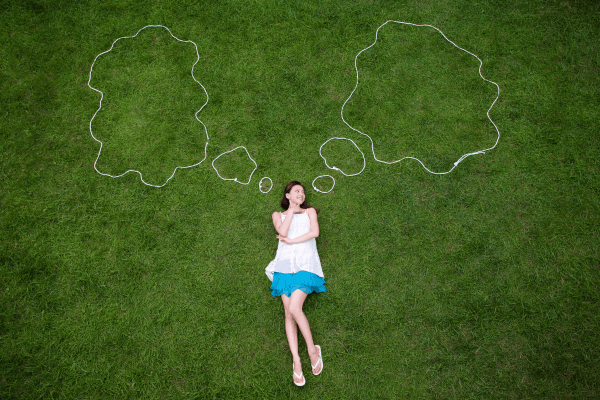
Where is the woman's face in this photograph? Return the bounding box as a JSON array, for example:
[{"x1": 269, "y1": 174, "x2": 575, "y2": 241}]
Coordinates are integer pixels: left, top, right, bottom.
[{"x1": 286, "y1": 185, "x2": 305, "y2": 206}]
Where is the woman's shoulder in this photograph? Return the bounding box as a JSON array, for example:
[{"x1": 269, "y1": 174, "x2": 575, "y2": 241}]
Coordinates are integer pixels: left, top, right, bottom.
[{"x1": 273, "y1": 210, "x2": 291, "y2": 219}]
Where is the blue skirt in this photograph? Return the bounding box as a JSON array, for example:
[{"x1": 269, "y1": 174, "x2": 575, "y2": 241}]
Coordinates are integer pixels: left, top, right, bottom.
[{"x1": 270, "y1": 270, "x2": 327, "y2": 297}]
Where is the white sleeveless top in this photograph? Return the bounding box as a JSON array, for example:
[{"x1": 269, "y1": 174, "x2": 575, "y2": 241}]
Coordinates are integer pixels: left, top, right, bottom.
[{"x1": 265, "y1": 208, "x2": 324, "y2": 282}]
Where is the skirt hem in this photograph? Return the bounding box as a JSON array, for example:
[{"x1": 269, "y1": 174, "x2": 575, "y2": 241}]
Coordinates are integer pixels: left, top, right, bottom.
[{"x1": 270, "y1": 270, "x2": 327, "y2": 298}]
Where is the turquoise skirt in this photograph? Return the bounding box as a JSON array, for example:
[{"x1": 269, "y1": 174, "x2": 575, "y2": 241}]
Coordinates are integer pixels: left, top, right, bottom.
[{"x1": 270, "y1": 270, "x2": 327, "y2": 297}]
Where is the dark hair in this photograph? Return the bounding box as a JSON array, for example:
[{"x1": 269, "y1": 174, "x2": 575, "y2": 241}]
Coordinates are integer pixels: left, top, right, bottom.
[{"x1": 280, "y1": 181, "x2": 320, "y2": 214}]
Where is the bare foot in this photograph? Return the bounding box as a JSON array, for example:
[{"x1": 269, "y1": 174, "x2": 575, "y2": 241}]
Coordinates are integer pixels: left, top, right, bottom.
[
  {"x1": 293, "y1": 358, "x2": 303, "y2": 384},
  {"x1": 308, "y1": 346, "x2": 322, "y2": 374}
]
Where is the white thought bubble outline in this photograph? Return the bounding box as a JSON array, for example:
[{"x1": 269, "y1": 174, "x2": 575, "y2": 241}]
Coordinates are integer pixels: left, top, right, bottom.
[
  {"x1": 313, "y1": 20, "x2": 501, "y2": 193},
  {"x1": 87, "y1": 25, "x2": 272, "y2": 192}
]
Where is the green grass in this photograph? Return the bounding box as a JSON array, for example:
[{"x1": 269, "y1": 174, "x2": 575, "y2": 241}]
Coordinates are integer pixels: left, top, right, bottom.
[{"x1": 1, "y1": 0, "x2": 599, "y2": 398}]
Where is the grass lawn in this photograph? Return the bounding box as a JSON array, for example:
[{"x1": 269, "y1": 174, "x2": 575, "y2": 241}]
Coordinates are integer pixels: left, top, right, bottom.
[{"x1": 1, "y1": 0, "x2": 598, "y2": 398}]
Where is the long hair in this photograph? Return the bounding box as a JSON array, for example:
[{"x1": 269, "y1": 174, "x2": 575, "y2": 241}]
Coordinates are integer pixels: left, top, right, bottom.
[{"x1": 280, "y1": 181, "x2": 321, "y2": 214}]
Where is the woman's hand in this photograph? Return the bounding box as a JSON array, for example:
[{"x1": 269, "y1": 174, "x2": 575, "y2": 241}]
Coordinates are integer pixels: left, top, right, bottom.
[
  {"x1": 286, "y1": 203, "x2": 301, "y2": 216},
  {"x1": 276, "y1": 235, "x2": 295, "y2": 245}
]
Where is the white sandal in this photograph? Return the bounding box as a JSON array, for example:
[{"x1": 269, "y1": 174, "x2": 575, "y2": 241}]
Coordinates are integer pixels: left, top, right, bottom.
[
  {"x1": 293, "y1": 362, "x2": 305, "y2": 386},
  {"x1": 312, "y1": 345, "x2": 323, "y2": 376}
]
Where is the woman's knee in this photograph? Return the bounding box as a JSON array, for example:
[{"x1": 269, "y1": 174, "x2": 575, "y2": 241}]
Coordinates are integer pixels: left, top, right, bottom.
[
  {"x1": 285, "y1": 309, "x2": 294, "y2": 320},
  {"x1": 289, "y1": 290, "x2": 307, "y2": 317},
  {"x1": 288, "y1": 304, "x2": 303, "y2": 318}
]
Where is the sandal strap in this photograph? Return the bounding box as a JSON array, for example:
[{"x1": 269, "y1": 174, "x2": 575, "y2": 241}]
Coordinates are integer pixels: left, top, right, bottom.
[
  {"x1": 293, "y1": 363, "x2": 303, "y2": 379},
  {"x1": 311, "y1": 345, "x2": 322, "y2": 369},
  {"x1": 311, "y1": 358, "x2": 321, "y2": 369}
]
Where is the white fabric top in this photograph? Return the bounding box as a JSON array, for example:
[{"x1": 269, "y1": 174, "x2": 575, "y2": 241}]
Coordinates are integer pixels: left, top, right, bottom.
[{"x1": 265, "y1": 209, "x2": 324, "y2": 282}]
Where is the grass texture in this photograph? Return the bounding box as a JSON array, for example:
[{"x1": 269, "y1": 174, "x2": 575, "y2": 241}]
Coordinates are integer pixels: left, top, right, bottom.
[{"x1": 1, "y1": 0, "x2": 599, "y2": 398}]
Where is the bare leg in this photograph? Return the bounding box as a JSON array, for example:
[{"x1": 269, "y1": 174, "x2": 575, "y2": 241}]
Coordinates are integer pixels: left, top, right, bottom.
[
  {"x1": 288, "y1": 289, "x2": 322, "y2": 374},
  {"x1": 281, "y1": 293, "x2": 303, "y2": 384}
]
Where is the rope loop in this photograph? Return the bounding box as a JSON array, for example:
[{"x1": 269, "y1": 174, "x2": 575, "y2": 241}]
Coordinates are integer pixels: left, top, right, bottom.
[
  {"x1": 312, "y1": 175, "x2": 335, "y2": 194},
  {"x1": 211, "y1": 146, "x2": 258, "y2": 185},
  {"x1": 259, "y1": 177, "x2": 273, "y2": 193},
  {"x1": 319, "y1": 137, "x2": 366, "y2": 177},
  {"x1": 88, "y1": 25, "x2": 209, "y2": 188}
]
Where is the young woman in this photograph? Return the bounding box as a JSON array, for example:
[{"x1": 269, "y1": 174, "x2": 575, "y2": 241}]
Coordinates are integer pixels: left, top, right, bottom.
[{"x1": 265, "y1": 181, "x2": 326, "y2": 386}]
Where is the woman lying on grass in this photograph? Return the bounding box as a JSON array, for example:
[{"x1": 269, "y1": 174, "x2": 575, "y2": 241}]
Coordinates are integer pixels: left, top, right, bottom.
[{"x1": 265, "y1": 180, "x2": 326, "y2": 386}]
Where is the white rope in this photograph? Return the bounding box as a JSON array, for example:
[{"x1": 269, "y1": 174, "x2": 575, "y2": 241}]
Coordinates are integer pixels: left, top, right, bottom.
[
  {"x1": 312, "y1": 137, "x2": 366, "y2": 193},
  {"x1": 318, "y1": 137, "x2": 366, "y2": 176},
  {"x1": 211, "y1": 145, "x2": 257, "y2": 184},
  {"x1": 259, "y1": 177, "x2": 273, "y2": 194},
  {"x1": 313, "y1": 20, "x2": 500, "y2": 193},
  {"x1": 89, "y1": 23, "x2": 497, "y2": 194},
  {"x1": 312, "y1": 175, "x2": 335, "y2": 194},
  {"x1": 88, "y1": 25, "x2": 271, "y2": 192}
]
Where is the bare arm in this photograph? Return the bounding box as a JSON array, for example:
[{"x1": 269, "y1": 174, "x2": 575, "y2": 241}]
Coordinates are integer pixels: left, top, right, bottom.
[
  {"x1": 272, "y1": 209, "x2": 294, "y2": 237},
  {"x1": 277, "y1": 208, "x2": 319, "y2": 244}
]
